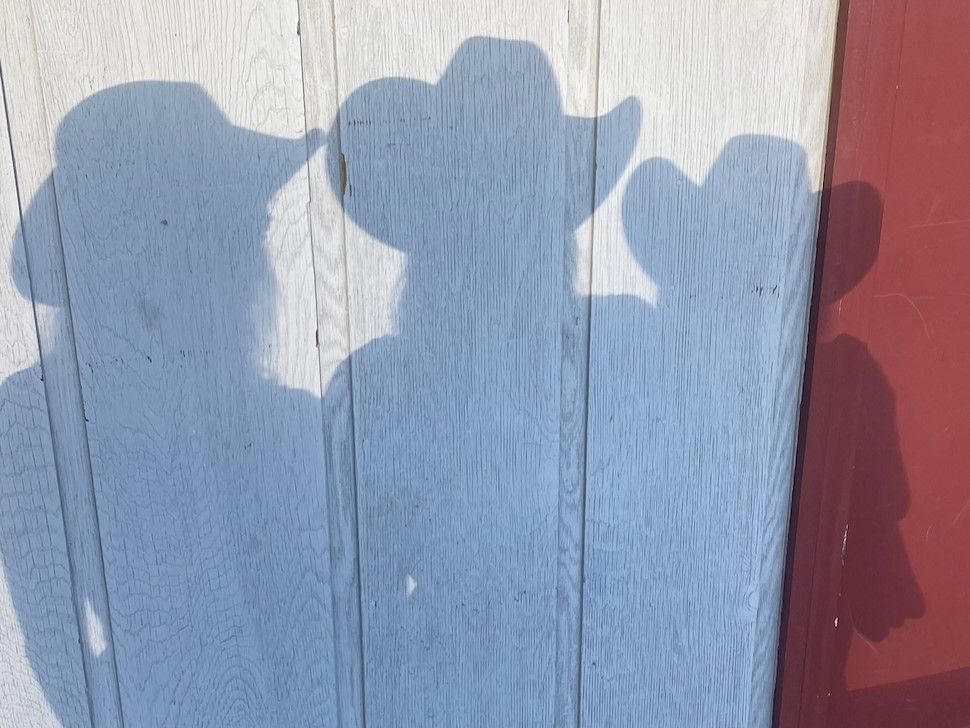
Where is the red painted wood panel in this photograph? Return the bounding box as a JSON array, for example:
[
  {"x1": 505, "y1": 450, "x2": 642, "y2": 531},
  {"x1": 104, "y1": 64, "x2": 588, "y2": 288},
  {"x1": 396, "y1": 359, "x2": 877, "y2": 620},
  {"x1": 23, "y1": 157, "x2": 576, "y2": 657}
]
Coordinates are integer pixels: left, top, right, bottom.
[{"x1": 779, "y1": 1, "x2": 970, "y2": 726}]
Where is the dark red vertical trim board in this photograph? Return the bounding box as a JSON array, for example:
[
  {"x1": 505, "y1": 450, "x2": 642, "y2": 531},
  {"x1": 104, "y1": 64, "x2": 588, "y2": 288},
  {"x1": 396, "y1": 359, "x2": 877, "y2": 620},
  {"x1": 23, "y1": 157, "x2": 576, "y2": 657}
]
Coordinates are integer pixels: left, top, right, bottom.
[{"x1": 775, "y1": 0, "x2": 906, "y2": 726}]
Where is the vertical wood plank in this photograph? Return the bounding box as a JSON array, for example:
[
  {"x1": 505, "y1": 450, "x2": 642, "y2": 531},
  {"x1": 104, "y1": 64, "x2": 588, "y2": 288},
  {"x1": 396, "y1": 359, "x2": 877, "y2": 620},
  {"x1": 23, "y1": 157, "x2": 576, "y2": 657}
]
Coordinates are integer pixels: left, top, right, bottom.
[
  {"x1": 1, "y1": 3, "x2": 125, "y2": 724},
  {"x1": 328, "y1": 4, "x2": 572, "y2": 723},
  {"x1": 296, "y1": 1, "x2": 365, "y2": 726},
  {"x1": 0, "y1": 63, "x2": 91, "y2": 728},
  {"x1": 556, "y1": 0, "x2": 600, "y2": 725},
  {"x1": 580, "y1": 1, "x2": 839, "y2": 726},
  {"x1": 24, "y1": 1, "x2": 340, "y2": 723},
  {"x1": 747, "y1": 5, "x2": 844, "y2": 724}
]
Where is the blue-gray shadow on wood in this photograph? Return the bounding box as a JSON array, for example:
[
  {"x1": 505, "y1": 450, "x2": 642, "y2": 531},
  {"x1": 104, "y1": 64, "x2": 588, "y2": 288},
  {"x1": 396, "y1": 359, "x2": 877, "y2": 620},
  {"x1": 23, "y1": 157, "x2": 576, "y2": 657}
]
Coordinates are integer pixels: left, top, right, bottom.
[
  {"x1": 580, "y1": 139, "x2": 827, "y2": 722},
  {"x1": 321, "y1": 36, "x2": 641, "y2": 725},
  {"x1": 5, "y1": 83, "x2": 334, "y2": 726}
]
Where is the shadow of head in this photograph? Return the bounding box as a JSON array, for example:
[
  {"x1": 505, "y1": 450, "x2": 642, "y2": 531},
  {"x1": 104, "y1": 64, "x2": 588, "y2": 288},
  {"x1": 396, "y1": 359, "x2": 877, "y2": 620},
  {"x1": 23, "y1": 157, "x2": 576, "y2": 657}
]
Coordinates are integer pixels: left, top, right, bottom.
[
  {"x1": 818, "y1": 179, "x2": 883, "y2": 307},
  {"x1": 12, "y1": 81, "x2": 323, "y2": 352},
  {"x1": 325, "y1": 37, "x2": 641, "y2": 261},
  {"x1": 621, "y1": 135, "x2": 821, "y2": 290}
]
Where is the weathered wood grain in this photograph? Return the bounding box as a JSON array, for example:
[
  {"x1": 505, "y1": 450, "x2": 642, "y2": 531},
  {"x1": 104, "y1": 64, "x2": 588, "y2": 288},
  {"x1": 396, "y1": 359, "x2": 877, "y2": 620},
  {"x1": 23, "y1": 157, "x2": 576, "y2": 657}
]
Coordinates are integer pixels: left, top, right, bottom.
[
  {"x1": 0, "y1": 63, "x2": 91, "y2": 728},
  {"x1": 1, "y1": 3, "x2": 125, "y2": 724},
  {"x1": 556, "y1": 0, "x2": 624, "y2": 726},
  {"x1": 296, "y1": 1, "x2": 365, "y2": 726},
  {"x1": 328, "y1": 6, "x2": 571, "y2": 723},
  {"x1": 24, "y1": 0, "x2": 340, "y2": 724},
  {"x1": 579, "y1": 2, "x2": 839, "y2": 726},
  {"x1": 0, "y1": 1, "x2": 842, "y2": 724}
]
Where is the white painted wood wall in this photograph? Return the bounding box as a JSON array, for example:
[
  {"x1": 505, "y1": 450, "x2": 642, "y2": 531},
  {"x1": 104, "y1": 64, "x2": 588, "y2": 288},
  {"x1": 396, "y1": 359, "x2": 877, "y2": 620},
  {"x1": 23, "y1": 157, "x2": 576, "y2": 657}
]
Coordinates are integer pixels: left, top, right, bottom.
[{"x1": 0, "y1": 1, "x2": 838, "y2": 725}]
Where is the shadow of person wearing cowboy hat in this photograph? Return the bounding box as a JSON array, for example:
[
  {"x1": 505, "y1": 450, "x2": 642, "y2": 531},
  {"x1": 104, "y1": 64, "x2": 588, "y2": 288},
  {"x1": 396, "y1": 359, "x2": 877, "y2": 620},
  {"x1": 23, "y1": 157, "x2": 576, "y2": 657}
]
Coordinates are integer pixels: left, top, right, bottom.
[
  {"x1": 323, "y1": 37, "x2": 640, "y2": 724},
  {"x1": 4, "y1": 82, "x2": 336, "y2": 725},
  {"x1": 581, "y1": 138, "x2": 827, "y2": 723}
]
